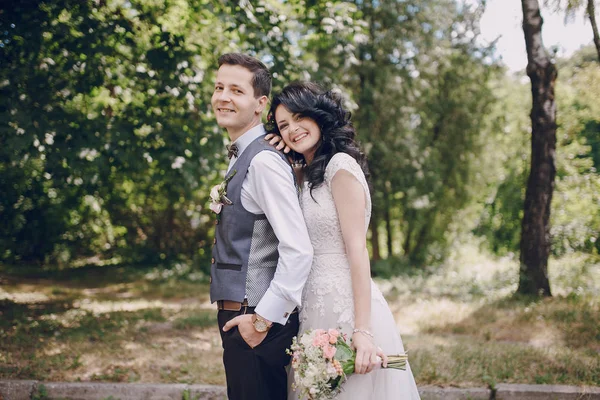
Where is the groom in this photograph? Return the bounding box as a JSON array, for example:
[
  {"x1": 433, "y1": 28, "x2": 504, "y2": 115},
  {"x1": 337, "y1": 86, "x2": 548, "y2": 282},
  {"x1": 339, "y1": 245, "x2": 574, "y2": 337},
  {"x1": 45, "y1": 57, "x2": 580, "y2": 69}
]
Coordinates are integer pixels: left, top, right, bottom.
[{"x1": 209, "y1": 53, "x2": 313, "y2": 400}]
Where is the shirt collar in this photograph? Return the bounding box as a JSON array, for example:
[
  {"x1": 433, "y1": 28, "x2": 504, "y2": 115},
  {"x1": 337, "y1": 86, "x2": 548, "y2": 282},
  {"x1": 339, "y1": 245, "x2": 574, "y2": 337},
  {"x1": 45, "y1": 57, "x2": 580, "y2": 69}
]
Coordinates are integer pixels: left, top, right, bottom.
[{"x1": 231, "y1": 124, "x2": 266, "y2": 158}]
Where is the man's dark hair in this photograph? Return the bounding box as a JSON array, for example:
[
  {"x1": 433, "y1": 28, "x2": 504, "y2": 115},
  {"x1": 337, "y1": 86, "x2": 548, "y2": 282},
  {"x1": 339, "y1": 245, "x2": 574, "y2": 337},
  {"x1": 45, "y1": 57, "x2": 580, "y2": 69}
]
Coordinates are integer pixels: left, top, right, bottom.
[{"x1": 218, "y1": 53, "x2": 272, "y2": 98}]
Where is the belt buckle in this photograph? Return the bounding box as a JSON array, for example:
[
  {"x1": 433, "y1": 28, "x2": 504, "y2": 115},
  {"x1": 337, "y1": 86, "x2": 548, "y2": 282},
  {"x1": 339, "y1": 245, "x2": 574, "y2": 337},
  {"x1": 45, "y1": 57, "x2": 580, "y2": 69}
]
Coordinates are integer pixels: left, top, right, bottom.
[{"x1": 240, "y1": 299, "x2": 249, "y2": 313}]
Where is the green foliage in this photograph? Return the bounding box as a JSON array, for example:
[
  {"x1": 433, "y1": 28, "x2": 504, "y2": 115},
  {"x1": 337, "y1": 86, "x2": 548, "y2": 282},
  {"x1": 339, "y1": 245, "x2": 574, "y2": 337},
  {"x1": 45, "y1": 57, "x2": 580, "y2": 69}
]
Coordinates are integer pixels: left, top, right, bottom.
[
  {"x1": 0, "y1": 0, "x2": 298, "y2": 266},
  {"x1": 294, "y1": 0, "x2": 502, "y2": 265},
  {"x1": 551, "y1": 54, "x2": 600, "y2": 255},
  {"x1": 371, "y1": 256, "x2": 420, "y2": 279},
  {"x1": 475, "y1": 45, "x2": 600, "y2": 257},
  {"x1": 31, "y1": 384, "x2": 49, "y2": 400},
  {"x1": 473, "y1": 75, "x2": 531, "y2": 255},
  {"x1": 1, "y1": 0, "x2": 597, "y2": 274},
  {"x1": 181, "y1": 389, "x2": 202, "y2": 400},
  {"x1": 544, "y1": 0, "x2": 588, "y2": 23}
]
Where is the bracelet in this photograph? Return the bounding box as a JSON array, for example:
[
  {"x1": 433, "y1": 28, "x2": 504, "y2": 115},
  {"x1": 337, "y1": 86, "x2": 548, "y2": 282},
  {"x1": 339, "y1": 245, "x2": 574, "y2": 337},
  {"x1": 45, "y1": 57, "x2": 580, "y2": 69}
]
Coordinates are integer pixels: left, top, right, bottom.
[{"x1": 352, "y1": 328, "x2": 374, "y2": 338}]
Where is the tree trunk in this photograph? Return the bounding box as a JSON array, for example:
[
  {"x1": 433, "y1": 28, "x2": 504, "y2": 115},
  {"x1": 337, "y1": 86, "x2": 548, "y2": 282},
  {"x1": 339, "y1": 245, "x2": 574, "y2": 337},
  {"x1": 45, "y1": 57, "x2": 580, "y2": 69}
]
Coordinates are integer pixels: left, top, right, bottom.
[
  {"x1": 517, "y1": 0, "x2": 556, "y2": 297},
  {"x1": 384, "y1": 186, "x2": 393, "y2": 257},
  {"x1": 411, "y1": 221, "x2": 430, "y2": 265},
  {"x1": 588, "y1": 0, "x2": 600, "y2": 62},
  {"x1": 403, "y1": 223, "x2": 412, "y2": 256},
  {"x1": 370, "y1": 211, "x2": 381, "y2": 261}
]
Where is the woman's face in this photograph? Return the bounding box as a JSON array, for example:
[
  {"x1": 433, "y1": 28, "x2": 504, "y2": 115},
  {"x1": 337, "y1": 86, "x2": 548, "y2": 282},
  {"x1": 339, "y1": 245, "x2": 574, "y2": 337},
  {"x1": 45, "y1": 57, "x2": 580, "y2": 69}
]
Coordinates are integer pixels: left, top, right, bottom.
[{"x1": 274, "y1": 105, "x2": 321, "y2": 163}]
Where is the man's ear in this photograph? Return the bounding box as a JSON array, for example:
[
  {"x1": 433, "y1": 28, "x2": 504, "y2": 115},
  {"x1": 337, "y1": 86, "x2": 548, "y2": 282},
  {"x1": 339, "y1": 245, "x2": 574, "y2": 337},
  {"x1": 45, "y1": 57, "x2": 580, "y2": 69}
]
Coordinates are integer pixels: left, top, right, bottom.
[{"x1": 255, "y1": 95, "x2": 268, "y2": 115}]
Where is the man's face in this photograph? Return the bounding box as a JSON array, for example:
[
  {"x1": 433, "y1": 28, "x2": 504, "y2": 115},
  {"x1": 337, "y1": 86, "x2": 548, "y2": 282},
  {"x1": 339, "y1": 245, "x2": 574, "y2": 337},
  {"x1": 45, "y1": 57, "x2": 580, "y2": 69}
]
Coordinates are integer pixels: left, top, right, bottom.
[{"x1": 211, "y1": 64, "x2": 267, "y2": 139}]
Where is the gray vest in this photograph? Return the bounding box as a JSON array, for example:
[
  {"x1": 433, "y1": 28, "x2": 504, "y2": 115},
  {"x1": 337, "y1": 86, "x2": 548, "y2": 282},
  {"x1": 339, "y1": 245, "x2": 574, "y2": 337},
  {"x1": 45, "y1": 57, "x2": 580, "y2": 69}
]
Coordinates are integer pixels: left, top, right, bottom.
[{"x1": 210, "y1": 135, "x2": 293, "y2": 306}]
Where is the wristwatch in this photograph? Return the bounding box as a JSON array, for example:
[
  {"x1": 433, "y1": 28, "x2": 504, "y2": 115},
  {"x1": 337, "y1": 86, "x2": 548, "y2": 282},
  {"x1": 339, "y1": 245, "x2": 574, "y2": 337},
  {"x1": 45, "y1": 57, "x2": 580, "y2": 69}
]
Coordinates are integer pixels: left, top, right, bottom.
[{"x1": 252, "y1": 314, "x2": 272, "y2": 333}]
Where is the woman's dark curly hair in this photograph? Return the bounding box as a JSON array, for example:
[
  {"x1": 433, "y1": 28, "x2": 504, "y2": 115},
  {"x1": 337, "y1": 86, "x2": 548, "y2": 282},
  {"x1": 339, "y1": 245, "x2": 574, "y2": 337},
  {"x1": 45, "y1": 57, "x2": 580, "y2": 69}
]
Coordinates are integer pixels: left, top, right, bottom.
[{"x1": 267, "y1": 82, "x2": 370, "y2": 196}]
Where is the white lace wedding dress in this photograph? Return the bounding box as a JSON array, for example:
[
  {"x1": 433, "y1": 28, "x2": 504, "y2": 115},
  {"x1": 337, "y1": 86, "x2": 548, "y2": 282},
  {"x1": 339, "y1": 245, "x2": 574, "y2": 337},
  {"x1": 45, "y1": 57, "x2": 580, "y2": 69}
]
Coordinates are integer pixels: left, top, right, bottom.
[{"x1": 288, "y1": 153, "x2": 421, "y2": 400}]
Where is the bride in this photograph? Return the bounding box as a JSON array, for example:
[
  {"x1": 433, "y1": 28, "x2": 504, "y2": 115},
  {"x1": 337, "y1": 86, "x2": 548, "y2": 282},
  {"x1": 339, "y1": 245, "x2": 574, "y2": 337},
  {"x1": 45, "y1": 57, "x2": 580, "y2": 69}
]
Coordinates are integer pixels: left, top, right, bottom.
[{"x1": 266, "y1": 82, "x2": 421, "y2": 399}]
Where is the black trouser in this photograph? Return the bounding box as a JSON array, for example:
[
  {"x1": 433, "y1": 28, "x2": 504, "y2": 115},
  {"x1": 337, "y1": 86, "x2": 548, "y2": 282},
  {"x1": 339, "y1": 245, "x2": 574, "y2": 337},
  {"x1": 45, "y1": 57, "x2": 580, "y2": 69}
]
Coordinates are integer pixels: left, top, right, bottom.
[{"x1": 218, "y1": 307, "x2": 299, "y2": 400}]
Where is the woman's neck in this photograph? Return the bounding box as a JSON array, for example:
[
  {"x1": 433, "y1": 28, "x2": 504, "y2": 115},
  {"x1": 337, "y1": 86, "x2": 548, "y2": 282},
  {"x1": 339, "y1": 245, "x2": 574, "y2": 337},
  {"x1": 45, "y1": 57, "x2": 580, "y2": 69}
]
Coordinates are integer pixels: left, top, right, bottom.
[{"x1": 304, "y1": 151, "x2": 315, "y2": 165}]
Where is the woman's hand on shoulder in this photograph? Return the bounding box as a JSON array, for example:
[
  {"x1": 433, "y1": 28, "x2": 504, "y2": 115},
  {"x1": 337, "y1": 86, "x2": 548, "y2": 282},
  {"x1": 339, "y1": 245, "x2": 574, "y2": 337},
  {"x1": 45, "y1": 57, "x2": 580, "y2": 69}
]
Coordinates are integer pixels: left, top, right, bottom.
[{"x1": 264, "y1": 133, "x2": 291, "y2": 153}]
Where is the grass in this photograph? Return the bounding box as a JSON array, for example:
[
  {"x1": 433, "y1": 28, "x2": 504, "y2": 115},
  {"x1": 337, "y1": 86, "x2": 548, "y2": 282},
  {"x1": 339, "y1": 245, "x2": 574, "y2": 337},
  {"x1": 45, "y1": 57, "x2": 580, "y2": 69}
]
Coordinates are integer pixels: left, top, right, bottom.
[
  {"x1": 173, "y1": 311, "x2": 217, "y2": 330},
  {"x1": 0, "y1": 248, "x2": 599, "y2": 388},
  {"x1": 381, "y1": 246, "x2": 600, "y2": 387},
  {"x1": 0, "y1": 262, "x2": 224, "y2": 384}
]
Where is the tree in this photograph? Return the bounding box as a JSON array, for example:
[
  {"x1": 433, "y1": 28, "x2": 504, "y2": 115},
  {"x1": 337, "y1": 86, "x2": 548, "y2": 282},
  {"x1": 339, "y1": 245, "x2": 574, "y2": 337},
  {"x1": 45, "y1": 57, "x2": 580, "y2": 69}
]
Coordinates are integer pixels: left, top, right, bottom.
[
  {"x1": 589, "y1": 0, "x2": 600, "y2": 61},
  {"x1": 475, "y1": 45, "x2": 600, "y2": 259},
  {"x1": 518, "y1": 0, "x2": 557, "y2": 296},
  {"x1": 0, "y1": 0, "x2": 300, "y2": 266},
  {"x1": 293, "y1": 0, "x2": 500, "y2": 265},
  {"x1": 544, "y1": 0, "x2": 600, "y2": 62}
]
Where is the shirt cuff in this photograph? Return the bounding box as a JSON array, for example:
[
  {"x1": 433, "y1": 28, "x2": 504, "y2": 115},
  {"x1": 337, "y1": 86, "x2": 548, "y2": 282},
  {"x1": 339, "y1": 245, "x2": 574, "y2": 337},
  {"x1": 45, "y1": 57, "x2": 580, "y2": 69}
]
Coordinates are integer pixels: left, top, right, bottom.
[{"x1": 254, "y1": 289, "x2": 298, "y2": 325}]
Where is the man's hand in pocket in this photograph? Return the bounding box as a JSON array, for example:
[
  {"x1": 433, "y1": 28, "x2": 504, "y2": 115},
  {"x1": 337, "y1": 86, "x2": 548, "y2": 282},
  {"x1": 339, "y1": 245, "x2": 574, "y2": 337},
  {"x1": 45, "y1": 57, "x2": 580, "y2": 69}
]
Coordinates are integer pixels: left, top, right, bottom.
[{"x1": 223, "y1": 314, "x2": 268, "y2": 348}]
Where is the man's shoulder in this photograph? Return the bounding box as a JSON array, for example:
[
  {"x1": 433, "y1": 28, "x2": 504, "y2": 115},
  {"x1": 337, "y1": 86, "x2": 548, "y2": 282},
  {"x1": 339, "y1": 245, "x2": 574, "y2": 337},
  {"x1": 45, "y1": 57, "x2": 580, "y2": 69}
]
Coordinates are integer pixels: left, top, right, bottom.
[
  {"x1": 247, "y1": 135, "x2": 284, "y2": 153},
  {"x1": 250, "y1": 148, "x2": 290, "y2": 170},
  {"x1": 246, "y1": 136, "x2": 288, "y2": 165}
]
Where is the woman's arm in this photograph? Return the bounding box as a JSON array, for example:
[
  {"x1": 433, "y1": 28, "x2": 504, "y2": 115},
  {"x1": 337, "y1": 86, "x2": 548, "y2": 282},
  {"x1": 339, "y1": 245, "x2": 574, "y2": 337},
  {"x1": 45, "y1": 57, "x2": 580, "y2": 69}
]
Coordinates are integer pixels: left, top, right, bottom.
[{"x1": 331, "y1": 169, "x2": 382, "y2": 374}]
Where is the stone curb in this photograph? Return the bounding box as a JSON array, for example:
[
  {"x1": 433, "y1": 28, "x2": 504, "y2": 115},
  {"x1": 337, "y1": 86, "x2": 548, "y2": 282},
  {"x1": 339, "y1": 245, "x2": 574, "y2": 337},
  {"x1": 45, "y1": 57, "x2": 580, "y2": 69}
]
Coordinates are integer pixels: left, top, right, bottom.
[
  {"x1": 495, "y1": 383, "x2": 600, "y2": 400},
  {"x1": 0, "y1": 380, "x2": 36, "y2": 400},
  {"x1": 418, "y1": 385, "x2": 490, "y2": 399},
  {"x1": 1, "y1": 380, "x2": 600, "y2": 400}
]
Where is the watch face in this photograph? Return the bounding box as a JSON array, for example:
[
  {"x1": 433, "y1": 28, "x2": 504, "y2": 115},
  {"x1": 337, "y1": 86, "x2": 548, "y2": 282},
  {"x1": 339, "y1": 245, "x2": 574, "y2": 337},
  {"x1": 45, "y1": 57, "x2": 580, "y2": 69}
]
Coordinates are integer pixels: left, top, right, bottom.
[{"x1": 254, "y1": 319, "x2": 268, "y2": 332}]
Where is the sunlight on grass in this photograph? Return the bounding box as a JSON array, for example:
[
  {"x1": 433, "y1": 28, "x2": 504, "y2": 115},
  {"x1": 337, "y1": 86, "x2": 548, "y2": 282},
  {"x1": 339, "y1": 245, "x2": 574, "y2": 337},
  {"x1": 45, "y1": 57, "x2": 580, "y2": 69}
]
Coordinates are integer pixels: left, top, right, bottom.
[
  {"x1": 378, "y1": 245, "x2": 600, "y2": 386},
  {"x1": 0, "y1": 289, "x2": 50, "y2": 303},
  {"x1": 74, "y1": 299, "x2": 199, "y2": 314},
  {"x1": 391, "y1": 298, "x2": 481, "y2": 335},
  {"x1": 410, "y1": 334, "x2": 600, "y2": 387},
  {"x1": 1, "y1": 249, "x2": 598, "y2": 387}
]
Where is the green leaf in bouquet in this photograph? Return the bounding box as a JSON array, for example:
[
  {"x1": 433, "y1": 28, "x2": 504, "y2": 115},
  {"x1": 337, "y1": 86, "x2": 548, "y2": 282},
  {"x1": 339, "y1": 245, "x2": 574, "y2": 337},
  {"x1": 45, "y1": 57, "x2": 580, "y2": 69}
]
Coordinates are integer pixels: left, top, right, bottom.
[
  {"x1": 334, "y1": 338, "x2": 353, "y2": 361},
  {"x1": 334, "y1": 338, "x2": 356, "y2": 375}
]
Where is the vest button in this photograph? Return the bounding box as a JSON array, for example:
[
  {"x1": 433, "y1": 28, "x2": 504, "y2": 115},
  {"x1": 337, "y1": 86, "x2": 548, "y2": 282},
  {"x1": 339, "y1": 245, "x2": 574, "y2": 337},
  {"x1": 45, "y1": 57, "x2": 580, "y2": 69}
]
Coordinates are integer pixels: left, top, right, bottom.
[{"x1": 211, "y1": 257, "x2": 215, "y2": 264}]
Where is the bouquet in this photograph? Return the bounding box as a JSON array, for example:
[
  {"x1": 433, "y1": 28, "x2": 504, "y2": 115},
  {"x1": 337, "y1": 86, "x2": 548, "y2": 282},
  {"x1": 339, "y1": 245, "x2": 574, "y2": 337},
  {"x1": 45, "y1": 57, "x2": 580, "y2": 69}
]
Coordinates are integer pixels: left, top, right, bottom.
[{"x1": 288, "y1": 328, "x2": 408, "y2": 400}]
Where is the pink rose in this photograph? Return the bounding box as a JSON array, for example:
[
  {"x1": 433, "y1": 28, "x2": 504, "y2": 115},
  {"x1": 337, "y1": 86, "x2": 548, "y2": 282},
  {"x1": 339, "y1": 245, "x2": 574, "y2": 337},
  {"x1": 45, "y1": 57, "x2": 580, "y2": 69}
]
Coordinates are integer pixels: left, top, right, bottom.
[
  {"x1": 328, "y1": 329, "x2": 339, "y2": 344},
  {"x1": 312, "y1": 332, "x2": 329, "y2": 347},
  {"x1": 210, "y1": 202, "x2": 223, "y2": 214},
  {"x1": 312, "y1": 336, "x2": 324, "y2": 347},
  {"x1": 323, "y1": 344, "x2": 337, "y2": 360}
]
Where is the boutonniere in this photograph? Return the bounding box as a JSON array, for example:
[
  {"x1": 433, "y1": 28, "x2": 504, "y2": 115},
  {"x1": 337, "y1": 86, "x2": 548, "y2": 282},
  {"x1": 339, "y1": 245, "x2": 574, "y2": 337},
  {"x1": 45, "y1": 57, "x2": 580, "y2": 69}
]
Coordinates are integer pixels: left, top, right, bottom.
[{"x1": 209, "y1": 170, "x2": 237, "y2": 216}]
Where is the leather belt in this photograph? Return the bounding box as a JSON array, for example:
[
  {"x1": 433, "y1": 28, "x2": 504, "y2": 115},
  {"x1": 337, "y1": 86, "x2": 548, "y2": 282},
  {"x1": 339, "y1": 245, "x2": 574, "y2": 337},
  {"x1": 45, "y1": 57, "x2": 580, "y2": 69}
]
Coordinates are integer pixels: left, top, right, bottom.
[
  {"x1": 217, "y1": 299, "x2": 249, "y2": 311},
  {"x1": 216, "y1": 299, "x2": 299, "y2": 315}
]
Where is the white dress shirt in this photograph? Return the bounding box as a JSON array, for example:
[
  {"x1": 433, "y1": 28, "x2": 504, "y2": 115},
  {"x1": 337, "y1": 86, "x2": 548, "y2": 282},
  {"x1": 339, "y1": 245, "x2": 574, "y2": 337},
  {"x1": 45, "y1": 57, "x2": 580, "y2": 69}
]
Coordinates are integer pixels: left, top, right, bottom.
[{"x1": 227, "y1": 124, "x2": 313, "y2": 325}]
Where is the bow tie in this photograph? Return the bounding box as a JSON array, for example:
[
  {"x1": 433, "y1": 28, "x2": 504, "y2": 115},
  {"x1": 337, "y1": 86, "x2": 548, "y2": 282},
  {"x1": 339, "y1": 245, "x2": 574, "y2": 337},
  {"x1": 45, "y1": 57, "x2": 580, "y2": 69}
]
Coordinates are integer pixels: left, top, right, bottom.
[{"x1": 227, "y1": 143, "x2": 239, "y2": 159}]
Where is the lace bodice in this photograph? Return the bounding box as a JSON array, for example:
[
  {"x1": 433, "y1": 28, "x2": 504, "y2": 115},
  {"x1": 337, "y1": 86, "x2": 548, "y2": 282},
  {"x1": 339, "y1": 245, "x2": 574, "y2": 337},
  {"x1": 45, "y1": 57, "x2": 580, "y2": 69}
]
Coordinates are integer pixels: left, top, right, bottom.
[
  {"x1": 299, "y1": 153, "x2": 385, "y2": 328},
  {"x1": 301, "y1": 152, "x2": 371, "y2": 253},
  {"x1": 291, "y1": 156, "x2": 421, "y2": 400}
]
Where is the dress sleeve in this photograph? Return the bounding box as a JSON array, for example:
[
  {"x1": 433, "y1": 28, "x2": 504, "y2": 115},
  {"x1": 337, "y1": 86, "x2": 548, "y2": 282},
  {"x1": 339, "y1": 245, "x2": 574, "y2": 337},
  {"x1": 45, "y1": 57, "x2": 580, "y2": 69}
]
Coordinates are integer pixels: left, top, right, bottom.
[{"x1": 325, "y1": 153, "x2": 371, "y2": 213}]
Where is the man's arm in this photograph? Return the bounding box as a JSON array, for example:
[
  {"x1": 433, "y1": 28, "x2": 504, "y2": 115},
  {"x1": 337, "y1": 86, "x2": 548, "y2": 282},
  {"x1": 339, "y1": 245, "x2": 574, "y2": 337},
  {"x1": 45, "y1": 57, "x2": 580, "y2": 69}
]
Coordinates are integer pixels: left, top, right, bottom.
[
  {"x1": 248, "y1": 151, "x2": 313, "y2": 324},
  {"x1": 222, "y1": 150, "x2": 313, "y2": 347}
]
